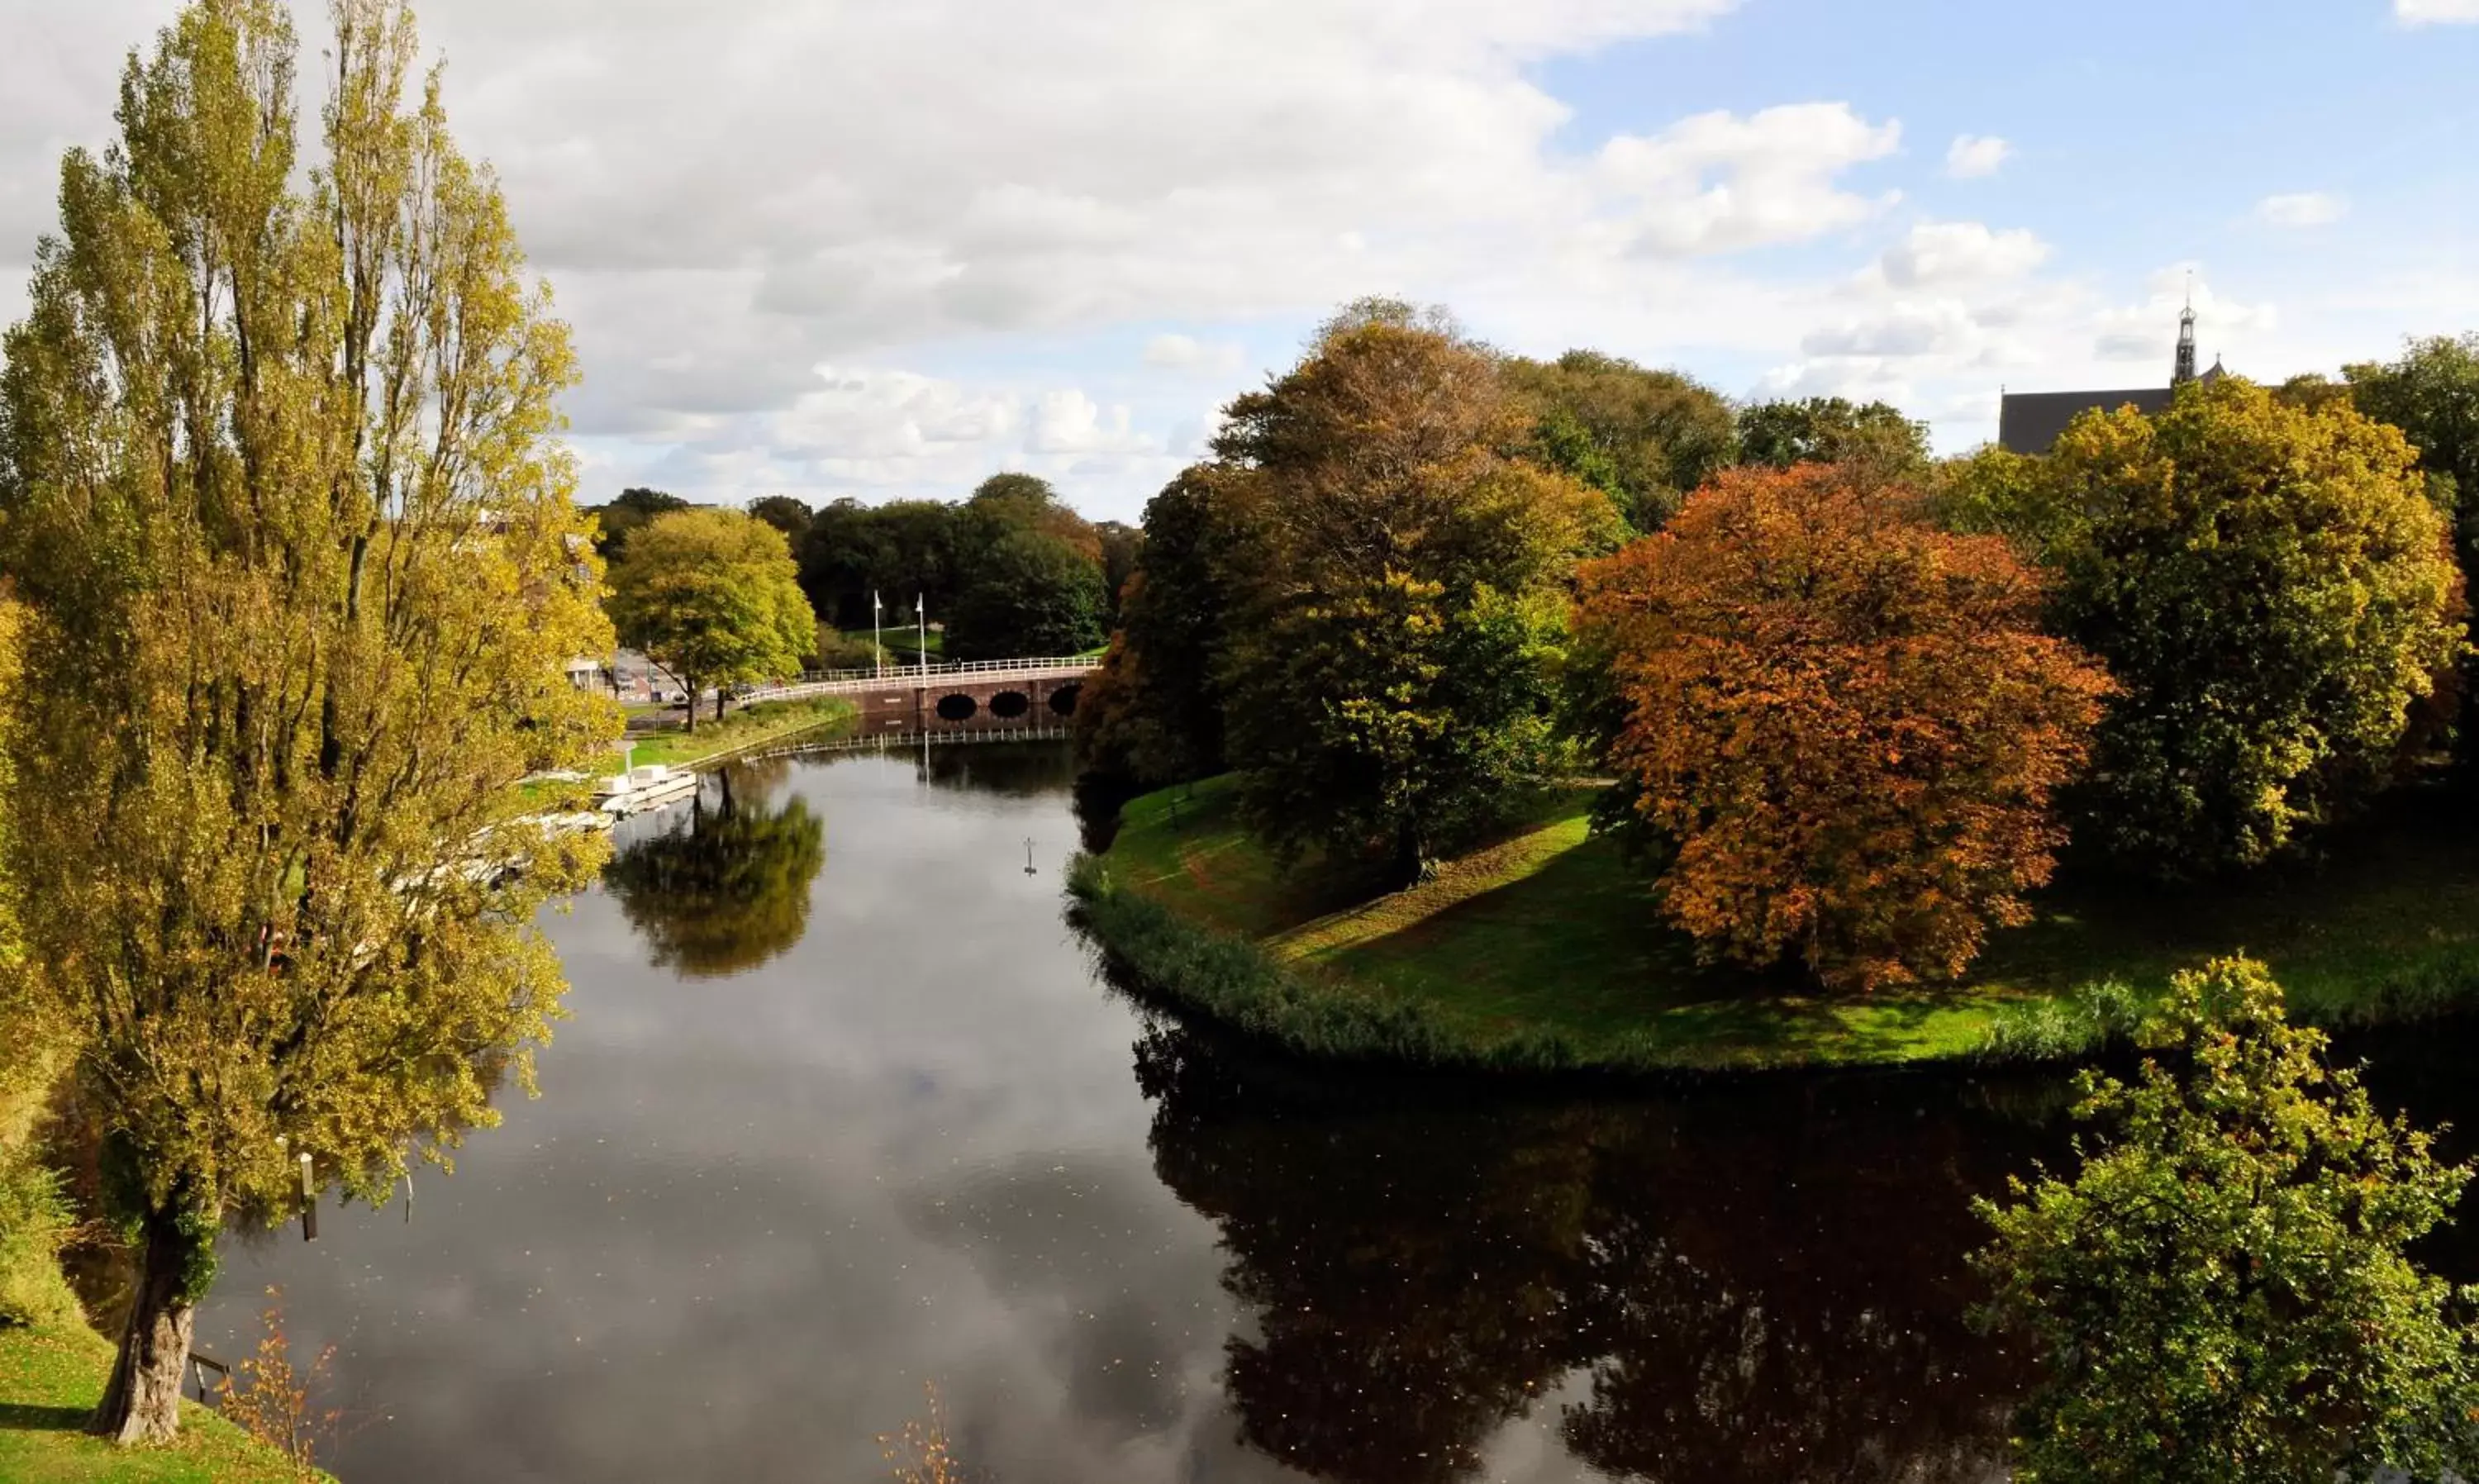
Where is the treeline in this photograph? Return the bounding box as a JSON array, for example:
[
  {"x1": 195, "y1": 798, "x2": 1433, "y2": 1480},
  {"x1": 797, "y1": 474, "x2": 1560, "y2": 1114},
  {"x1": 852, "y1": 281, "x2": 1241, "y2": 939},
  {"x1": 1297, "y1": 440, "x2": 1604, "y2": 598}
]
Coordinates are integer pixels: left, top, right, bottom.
[
  {"x1": 1078, "y1": 297, "x2": 2476, "y2": 992},
  {"x1": 583, "y1": 474, "x2": 1144, "y2": 667}
]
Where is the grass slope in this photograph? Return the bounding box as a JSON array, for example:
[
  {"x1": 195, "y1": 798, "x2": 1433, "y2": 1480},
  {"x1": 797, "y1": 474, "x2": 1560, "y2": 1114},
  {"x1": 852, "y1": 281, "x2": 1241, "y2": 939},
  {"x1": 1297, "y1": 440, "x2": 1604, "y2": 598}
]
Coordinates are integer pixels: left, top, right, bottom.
[
  {"x1": 0, "y1": 1322, "x2": 321, "y2": 1484},
  {"x1": 1074, "y1": 774, "x2": 2479, "y2": 1071}
]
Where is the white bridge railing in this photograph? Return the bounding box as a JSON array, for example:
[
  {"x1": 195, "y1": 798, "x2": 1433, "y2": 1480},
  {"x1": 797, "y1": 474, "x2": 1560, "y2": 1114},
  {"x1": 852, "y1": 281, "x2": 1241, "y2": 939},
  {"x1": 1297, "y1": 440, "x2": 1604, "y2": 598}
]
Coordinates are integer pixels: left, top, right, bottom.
[{"x1": 741, "y1": 655, "x2": 1101, "y2": 705}]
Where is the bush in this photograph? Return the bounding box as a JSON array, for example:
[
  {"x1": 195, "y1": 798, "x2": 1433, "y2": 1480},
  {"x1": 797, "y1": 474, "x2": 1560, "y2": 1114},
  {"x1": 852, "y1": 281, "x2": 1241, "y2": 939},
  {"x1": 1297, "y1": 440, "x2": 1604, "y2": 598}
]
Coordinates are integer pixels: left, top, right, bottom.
[
  {"x1": 1974, "y1": 958, "x2": 2479, "y2": 1481},
  {"x1": 808, "y1": 626, "x2": 886, "y2": 672},
  {"x1": 0, "y1": 1143, "x2": 77, "y2": 1329}
]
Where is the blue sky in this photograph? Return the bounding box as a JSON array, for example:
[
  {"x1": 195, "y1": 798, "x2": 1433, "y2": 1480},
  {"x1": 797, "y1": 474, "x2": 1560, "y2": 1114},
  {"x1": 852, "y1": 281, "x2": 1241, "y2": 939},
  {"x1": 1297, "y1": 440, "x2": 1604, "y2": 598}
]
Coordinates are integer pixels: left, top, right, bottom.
[{"x1": 5, "y1": 0, "x2": 2478, "y2": 522}]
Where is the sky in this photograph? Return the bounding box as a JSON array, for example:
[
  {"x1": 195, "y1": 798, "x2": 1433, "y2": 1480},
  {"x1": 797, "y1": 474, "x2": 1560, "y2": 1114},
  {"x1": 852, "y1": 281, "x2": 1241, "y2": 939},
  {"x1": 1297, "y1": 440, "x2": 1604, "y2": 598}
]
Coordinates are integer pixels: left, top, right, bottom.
[{"x1": 6, "y1": 0, "x2": 2479, "y2": 524}]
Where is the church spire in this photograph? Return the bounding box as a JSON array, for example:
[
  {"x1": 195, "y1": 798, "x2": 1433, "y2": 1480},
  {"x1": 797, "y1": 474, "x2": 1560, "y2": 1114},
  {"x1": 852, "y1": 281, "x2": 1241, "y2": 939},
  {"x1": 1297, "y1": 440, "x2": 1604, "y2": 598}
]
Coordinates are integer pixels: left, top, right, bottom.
[{"x1": 2173, "y1": 278, "x2": 2198, "y2": 386}]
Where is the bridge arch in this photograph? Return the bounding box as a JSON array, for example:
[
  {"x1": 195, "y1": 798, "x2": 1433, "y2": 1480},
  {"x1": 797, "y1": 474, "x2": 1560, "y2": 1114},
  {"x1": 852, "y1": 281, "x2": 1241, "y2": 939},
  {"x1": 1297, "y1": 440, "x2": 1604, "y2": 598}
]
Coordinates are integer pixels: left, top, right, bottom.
[{"x1": 935, "y1": 693, "x2": 978, "y2": 721}]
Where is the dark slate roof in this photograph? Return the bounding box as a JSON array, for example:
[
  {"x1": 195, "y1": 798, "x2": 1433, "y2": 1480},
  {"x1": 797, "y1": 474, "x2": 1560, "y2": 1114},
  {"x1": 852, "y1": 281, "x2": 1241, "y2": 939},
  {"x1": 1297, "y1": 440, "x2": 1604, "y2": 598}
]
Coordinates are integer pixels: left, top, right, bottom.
[{"x1": 1997, "y1": 387, "x2": 2173, "y2": 454}]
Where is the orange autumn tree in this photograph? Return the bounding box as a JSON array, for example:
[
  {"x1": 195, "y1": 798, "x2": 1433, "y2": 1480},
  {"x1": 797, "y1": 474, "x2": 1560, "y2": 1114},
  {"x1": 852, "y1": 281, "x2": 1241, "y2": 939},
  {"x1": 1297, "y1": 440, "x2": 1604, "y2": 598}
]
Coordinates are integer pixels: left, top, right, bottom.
[{"x1": 1578, "y1": 464, "x2": 2114, "y2": 991}]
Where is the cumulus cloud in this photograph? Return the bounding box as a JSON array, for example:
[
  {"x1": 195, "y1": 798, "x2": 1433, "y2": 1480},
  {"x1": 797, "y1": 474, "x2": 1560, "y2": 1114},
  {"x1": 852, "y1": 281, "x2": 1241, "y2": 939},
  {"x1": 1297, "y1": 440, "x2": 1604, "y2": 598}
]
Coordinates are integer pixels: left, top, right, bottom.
[
  {"x1": 2397, "y1": 0, "x2": 2479, "y2": 22},
  {"x1": 1875, "y1": 221, "x2": 2049, "y2": 288},
  {"x1": 1026, "y1": 390, "x2": 1155, "y2": 457},
  {"x1": 2253, "y1": 191, "x2": 2348, "y2": 227},
  {"x1": 1596, "y1": 102, "x2": 1903, "y2": 255},
  {"x1": 1944, "y1": 134, "x2": 2010, "y2": 178}
]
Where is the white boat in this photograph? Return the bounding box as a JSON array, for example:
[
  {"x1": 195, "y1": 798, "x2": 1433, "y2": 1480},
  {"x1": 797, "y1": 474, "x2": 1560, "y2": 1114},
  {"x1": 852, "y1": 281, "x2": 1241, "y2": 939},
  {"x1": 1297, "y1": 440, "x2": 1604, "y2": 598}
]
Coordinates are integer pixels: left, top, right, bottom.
[{"x1": 593, "y1": 763, "x2": 702, "y2": 816}]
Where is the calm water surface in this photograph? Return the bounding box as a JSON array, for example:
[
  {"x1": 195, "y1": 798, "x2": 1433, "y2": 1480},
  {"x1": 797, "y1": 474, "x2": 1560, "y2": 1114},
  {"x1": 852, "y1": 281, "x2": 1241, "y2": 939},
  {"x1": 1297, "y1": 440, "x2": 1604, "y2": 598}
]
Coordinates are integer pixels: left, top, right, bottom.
[{"x1": 187, "y1": 740, "x2": 2479, "y2": 1483}]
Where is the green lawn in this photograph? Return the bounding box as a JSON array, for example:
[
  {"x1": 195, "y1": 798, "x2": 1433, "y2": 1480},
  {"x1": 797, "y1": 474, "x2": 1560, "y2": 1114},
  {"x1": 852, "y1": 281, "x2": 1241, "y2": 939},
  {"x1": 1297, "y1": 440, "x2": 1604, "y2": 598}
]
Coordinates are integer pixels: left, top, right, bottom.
[
  {"x1": 0, "y1": 1323, "x2": 319, "y2": 1484},
  {"x1": 622, "y1": 697, "x2": 856, "y2": 771},
  {"x1": 1085, "y1": 773, "x2": 2479, "y2": 1070}
]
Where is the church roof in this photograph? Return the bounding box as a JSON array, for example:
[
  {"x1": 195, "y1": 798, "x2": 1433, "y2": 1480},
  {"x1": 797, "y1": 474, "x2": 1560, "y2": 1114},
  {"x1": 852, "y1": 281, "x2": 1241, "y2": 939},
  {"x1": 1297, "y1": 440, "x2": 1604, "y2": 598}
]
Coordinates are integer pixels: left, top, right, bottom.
[{"x1": 1997, "y1": 387, "x2": 2175, "y2": 454}]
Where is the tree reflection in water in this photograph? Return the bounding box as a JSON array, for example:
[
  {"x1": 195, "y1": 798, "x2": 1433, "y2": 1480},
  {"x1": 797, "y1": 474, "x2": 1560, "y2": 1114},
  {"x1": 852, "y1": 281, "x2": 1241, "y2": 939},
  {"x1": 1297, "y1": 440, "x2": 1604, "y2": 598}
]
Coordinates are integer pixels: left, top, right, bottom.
[
  {"x1": 603, "y1": 763, "x2": 826, "y2": 977},
  {"x1": 1135, "y1": 1016, "x2": 2066, "y2": 1484}
]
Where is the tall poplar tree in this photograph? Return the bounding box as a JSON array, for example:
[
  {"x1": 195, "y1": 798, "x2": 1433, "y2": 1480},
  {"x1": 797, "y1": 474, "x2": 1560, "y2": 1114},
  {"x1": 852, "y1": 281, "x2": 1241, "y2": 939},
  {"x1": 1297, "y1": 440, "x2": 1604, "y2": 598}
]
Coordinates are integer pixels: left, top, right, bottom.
[{"x1": 0, "y1": 0, "x2": 618, "y2": 1442}]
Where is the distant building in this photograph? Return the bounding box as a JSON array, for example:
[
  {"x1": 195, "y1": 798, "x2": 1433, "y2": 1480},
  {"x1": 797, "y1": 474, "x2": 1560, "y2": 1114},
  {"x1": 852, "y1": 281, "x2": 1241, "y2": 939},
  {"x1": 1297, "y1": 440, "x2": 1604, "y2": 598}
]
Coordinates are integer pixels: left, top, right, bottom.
[{"x1": 1997, "y1": 303, "x2": 2225, "y2": 454}]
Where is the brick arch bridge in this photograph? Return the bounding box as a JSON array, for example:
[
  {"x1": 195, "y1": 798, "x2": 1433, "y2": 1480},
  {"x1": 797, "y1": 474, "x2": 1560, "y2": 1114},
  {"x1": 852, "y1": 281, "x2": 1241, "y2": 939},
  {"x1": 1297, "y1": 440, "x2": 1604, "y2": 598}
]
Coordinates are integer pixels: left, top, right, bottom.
[{"x1": 748, "y1": 657, "x2": 1099, "y2": 736}]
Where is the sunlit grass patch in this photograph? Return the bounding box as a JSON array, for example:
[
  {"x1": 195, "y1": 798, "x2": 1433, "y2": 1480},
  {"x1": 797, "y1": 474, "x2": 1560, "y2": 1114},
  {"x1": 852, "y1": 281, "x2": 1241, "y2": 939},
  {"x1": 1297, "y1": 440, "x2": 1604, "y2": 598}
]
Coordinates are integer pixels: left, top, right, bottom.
[{"x1": 1077, "y1": 773, "x2": 2479, "y2": 1073}]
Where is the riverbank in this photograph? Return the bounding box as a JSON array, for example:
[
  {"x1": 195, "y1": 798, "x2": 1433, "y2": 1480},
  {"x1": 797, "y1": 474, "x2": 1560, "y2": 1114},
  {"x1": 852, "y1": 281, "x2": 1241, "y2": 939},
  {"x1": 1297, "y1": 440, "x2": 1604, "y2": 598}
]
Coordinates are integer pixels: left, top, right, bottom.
[
  {"x1": 0, "y1": 1320, "x2": 326, "y2": 1484},
  {"x1": 1, "y1": 1097, "x2": 317, "y2": 1482},
  {"x1": 623, "y1": 697, "x2": 857, "y2": 772},
  {"x1": 1067, "y1": 773, "x2": 2479, "y2": 1073}
]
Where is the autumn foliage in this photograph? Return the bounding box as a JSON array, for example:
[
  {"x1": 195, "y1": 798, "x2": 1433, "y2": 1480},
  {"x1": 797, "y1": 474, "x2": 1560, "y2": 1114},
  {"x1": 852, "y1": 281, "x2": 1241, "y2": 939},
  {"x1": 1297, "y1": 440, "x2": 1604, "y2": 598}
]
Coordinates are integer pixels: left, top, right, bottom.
[{"x1": 1580, "y1": 465, "x2": 2114, "y2": 991}]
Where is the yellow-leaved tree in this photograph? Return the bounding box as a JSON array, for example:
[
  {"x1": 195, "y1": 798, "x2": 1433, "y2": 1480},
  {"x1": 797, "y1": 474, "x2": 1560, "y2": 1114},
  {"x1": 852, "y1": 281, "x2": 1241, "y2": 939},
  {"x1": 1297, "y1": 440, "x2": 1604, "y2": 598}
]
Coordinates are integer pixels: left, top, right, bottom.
[{"x1": 0, "y1": 0, "x2": 618, "y2": 1441}]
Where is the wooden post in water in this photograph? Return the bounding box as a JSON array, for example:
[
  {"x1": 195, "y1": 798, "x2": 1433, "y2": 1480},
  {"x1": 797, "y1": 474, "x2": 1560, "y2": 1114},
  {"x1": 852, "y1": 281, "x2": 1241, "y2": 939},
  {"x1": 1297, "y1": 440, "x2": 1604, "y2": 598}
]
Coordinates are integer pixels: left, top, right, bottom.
[{"x1": 298, "y1": 1152, "x2": 317, "y2": 1242}]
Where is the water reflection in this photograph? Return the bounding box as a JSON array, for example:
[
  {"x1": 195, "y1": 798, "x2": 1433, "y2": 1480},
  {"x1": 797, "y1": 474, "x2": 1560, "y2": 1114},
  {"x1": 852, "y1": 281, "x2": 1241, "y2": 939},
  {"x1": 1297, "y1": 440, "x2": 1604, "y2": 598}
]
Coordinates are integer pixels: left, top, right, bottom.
[
  {"x1": 1136, "y1": 1020, "x2": 2058, "y2": 1484},
  {"x1": 603, "y1": 763, "x2": 826, "y2": 977},
  {"x1": 171, "y1": 736, "x2": 2479, "y2": 1484}
]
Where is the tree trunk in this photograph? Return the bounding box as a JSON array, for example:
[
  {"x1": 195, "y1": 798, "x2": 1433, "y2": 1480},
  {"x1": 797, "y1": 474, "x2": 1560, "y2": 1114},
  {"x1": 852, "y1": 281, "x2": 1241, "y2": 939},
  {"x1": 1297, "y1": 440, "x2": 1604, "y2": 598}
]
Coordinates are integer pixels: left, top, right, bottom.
[
  {"x1": 1392, "y1": 825, "x2": 1438, "y2": 892},
  {"x1": 681, "y1": 673, "x2": 697, "y2": 735},
  {"x1": 92, "y1": 1206, "x2": 206, "y2": 1445},
  {"x1": 714, "y1": 687, "x2": 727, "y2": 723}
]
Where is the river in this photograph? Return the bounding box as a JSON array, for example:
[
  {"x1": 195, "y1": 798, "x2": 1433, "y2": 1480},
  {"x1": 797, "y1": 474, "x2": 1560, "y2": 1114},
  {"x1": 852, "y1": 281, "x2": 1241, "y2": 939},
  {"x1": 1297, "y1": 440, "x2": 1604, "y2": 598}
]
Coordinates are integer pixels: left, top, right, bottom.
[{"x1": 183, "y1": 739, "x2": 2479, "y2": 1483}]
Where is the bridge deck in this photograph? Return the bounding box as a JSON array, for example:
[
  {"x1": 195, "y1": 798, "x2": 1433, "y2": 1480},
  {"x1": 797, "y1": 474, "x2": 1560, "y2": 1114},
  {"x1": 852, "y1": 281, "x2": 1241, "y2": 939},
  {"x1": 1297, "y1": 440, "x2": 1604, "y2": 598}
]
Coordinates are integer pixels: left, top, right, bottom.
[{"x1": 745, "y1": 656, "x2": 1098, "y2": 705}]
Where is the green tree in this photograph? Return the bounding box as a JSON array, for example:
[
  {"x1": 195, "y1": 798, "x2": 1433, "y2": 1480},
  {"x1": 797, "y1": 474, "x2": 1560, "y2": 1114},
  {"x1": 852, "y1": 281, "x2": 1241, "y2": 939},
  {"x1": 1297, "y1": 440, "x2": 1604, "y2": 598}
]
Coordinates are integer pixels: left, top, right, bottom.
[
  {"x1": 745, "y1": 494, "x2": 813, "y2": 543},
  {"x1": 607, "y1": 507, "x2": 816, "y2": 730},
  {"x1": 1096, "y1": 519, "x2": 1146, "y2": 619},
  {"x1": 942, "y1": 527, "x2": 1108, "y2": 659},
  {"x1": 2347, "y1": 335, "x2": 2479, "y2": 533},
  {"x1": 0, "y1": 0, "x2": 619, "y2": 1441},
  {"x1": 1075, "y1": 465, "x2": 1244, "y2": 784},
  {"x1": 1214, "y1": 307, "x2": 1617, "y2": 883},
  {"x1": 797, "y1": 497, "x2": 963, "y2": 632},
  {"x1": 1973, "y1": 958, "x2": 2479, "y2": 1482},
  {"x1": 2345, "y1": 336, "x2": 2479, "y2": 749},
  {"x1": 602, "y1": 770, "x2": 826, "y2": 977},
  {"x1": 1502, "y1": 350, "x2": 1737, "y2": 532},
  {"x1": 1737, "y1": 396, "x2": 1929, "y2": 479},
  {"x1": 2044, "y1": 378, "x2": 2466, "y2": 875},
  {"x1": 584, "y1": 486, "x2": 690, "y2": 560}
]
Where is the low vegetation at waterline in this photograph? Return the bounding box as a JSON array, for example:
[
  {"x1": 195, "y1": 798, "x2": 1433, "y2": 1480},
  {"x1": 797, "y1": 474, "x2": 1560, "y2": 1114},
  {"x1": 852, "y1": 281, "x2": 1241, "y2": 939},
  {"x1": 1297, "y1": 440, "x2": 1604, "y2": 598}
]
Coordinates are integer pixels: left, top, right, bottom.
[{"x1": 1068, "y1": 775, "x2": 2479, "y2": 1072}]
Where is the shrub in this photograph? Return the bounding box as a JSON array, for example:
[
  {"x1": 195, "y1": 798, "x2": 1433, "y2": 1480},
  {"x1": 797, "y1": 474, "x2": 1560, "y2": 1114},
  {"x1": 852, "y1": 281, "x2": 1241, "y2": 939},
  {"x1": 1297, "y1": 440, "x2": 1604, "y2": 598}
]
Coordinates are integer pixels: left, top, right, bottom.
[
  {"x1": 1974, "y1": 958, "x2": 2479, "y2": 1481},
  {"x1": 0, "y1": 1144, "x2": 77, "y2": 1329}
]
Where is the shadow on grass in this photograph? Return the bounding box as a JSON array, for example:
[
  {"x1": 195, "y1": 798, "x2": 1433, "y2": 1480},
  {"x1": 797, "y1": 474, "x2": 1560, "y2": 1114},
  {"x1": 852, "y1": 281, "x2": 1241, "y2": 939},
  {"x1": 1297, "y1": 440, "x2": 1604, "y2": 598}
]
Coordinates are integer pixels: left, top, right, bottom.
[{"x1": 0, "y1": 1401, "x2": 91, "y2": 1431}]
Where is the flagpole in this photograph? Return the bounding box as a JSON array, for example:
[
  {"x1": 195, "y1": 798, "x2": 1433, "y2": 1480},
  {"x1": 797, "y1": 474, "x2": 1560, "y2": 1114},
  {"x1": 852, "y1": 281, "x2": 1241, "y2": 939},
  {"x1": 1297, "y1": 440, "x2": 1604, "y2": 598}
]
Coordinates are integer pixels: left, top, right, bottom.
[
  {"x1": 872, "y1": 590, "x2": 883, "y2": 679},
  {"x1": 917, "y1": 593, "x2": 927, "y2": 680}
]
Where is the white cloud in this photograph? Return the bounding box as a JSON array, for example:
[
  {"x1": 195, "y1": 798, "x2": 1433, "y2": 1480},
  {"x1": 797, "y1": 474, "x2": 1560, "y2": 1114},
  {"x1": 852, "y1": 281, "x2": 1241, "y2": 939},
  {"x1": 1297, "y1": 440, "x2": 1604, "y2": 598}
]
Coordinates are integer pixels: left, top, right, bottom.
[
  {"x1": 1875, "y1": 221, "x2": 2049, "y2": 288},
  {"x1": 2397, "y1": 0, "x2": 2479, "y2": 22},
  {"x1": 1141, "y1": 334, "x2": 1245, "y2": 374},
  {"x1": 1944, "y1": 134, "x2": 2010, "y2": 179},
  {"x1": 1801, "y1": 299, "x2": 1977, "y2": 359},
  {"x1": 1596, "y1": 102, "x2": 1903, "y2": 255},
  {"x1": 1025, "y1": 390, "x2": 1155, "y2": 456},
  {"x1": 2092, "y1": 266, "x2": 2276, "y2": 361},
  {"x1": 2253, "y1": 191, "x2": 2348, "y2": 227}
]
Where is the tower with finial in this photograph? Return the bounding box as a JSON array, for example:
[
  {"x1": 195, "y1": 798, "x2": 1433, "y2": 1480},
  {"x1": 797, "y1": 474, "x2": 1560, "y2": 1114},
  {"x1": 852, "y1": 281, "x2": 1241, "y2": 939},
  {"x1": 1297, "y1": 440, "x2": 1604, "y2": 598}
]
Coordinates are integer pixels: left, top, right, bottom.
[{"x1": 2173, "y1": 275, "x2": 2198, "y2": 386}]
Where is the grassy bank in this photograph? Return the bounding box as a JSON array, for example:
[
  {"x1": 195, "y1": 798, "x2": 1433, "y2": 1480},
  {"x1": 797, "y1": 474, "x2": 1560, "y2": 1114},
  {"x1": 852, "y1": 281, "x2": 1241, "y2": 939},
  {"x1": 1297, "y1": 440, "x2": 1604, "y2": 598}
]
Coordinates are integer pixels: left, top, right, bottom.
[
  {"x1": 0, "y1": 1321, "x2": 323, "y2": 1484},
  {"x1": 1, "y1": 1092, "x2": 318, "y2": 1482},
  {"x1": 624, "y1": 696, "x2": 857, "y2": 771},
  {"x1": 1069, "y1": 774, "x2": 2479, "y2": 1073}
]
